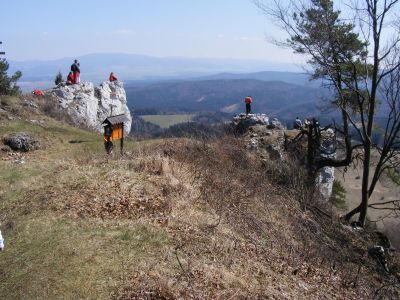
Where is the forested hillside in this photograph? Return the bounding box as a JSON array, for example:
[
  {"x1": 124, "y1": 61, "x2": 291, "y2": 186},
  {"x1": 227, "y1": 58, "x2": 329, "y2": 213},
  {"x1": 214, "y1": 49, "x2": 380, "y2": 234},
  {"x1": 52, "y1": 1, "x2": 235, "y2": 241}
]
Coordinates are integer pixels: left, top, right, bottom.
[{"x1": 126, "y1": 79, "x2": 331, "y2": 121}]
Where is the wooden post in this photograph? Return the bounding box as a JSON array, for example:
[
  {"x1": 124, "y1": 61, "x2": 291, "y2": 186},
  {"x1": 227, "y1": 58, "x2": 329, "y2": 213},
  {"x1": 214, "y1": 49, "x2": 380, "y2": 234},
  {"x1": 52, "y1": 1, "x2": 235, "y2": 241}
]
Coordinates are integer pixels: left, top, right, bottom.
[
  {"x1": 307, "y1": 123, "x2": 313, "y2": 172},
  {"x1": 120, "y1": 123, "x2": 124, "y2": 155}
]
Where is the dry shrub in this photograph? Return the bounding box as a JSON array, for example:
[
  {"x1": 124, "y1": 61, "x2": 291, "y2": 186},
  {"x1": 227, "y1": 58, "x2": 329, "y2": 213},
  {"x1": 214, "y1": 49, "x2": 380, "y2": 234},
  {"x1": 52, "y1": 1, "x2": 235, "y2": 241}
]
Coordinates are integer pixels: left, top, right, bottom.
[
  {"x1": 128, "y1": 153, "x2": 165, "y2": 175},
  {"x1": 25, "y1": 93, "x2": 75, "y2": 125},
  {"x1": 112, "y1": 275, "x2": 175, "y2": 300},
  {"x1": 20, "y1": 131, "x2": 398, "y2": 298},
  {"x1": 284, "y1": 130, "x2": 308, "y2": 162},
  {"x1": 151, "y1": 136, "x2": 400, "y2": 298},
  {"x1": 0, "y1": 95, "x2": 17, "y2": 107},
  {"x1": 167, "y1": 136, "x2": 314, "y2": 237}
]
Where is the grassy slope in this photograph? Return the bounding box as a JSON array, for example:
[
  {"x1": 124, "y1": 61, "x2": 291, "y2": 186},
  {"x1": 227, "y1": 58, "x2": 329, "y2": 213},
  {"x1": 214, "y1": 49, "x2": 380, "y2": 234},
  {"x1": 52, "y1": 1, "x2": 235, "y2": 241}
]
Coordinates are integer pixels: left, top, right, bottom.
[
  {"x1": 0, "y1": 96, "x2": 399, "y2": 299},
  {"x1": 140, "y1": 114, "x2": 193, "y2": 128},
  {"x1": 0, "y1": 100, "x2": 170, "y2": 298}
]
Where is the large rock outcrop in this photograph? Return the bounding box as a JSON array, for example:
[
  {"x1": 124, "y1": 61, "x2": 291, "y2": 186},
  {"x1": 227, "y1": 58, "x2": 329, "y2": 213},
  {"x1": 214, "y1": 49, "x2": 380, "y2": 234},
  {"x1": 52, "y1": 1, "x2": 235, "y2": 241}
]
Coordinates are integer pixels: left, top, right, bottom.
[
  {"x1": 233, "y1": 114, "x2": 286, "y2": 160},
  {"x1": 49, "y1": 81, "x2": 132, "y2": 133},
  {"x1": 233, "y1": 114, "x2": 336, "y2": 200},
  {"x1": 233, "y1": 113, "x2": 270, "y2": 134}
]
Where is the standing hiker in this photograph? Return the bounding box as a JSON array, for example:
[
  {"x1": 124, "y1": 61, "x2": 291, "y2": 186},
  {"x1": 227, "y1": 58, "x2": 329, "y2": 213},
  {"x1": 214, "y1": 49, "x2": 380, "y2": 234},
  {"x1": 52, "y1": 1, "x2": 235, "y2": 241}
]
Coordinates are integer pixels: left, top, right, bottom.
[
  {"x1": 109, "y1": 72, "x2": 118, "y2": 82},
  {"x1": 293, "y1": 117, "x2": 303, "y2": 129},
  {"x1": 76, "y1": 62, "x2": 81, "y2": 83},
  {"x1": 245, "y1": 96, "x2": 252, "y2": 115},
  {"x1": 103, "y1": 125, "x2": 113, "y2": 155},
  {"x1": 70, "y1": 59, "x2": 80, "y2": 84}
]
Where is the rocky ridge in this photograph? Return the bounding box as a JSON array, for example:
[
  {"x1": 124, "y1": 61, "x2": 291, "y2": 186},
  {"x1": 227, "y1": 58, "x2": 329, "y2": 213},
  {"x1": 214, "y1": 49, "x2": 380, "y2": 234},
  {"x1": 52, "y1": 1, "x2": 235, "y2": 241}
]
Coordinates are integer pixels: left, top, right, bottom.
[{"x1": 233, "y1": 113, "x2": 336, "y2": 200}]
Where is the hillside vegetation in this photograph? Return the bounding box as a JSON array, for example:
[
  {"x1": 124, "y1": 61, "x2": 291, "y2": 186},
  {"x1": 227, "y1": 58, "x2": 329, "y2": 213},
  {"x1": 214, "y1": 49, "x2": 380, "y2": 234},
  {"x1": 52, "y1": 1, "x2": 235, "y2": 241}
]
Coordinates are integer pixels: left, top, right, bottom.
[
  {"x1": 140, "y1": 114, "x2": 194, "y2": 129},
  {"x1": 0, "y1": 95, "x2": 399, "y2": 299},
  {"x1": 125, "y1": 79, "x2": 330, "y2": 120}
]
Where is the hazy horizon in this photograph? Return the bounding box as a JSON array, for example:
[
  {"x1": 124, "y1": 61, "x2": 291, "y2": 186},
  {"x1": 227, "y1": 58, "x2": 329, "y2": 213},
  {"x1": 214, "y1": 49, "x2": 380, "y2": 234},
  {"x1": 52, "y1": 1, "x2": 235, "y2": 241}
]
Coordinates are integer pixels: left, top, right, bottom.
[
  {"x1": 9, "y1": 52, "x2": 305, "y2": 92},
  {"x1": 1, "y1": 0, "x2": 302, "y2": 66}
]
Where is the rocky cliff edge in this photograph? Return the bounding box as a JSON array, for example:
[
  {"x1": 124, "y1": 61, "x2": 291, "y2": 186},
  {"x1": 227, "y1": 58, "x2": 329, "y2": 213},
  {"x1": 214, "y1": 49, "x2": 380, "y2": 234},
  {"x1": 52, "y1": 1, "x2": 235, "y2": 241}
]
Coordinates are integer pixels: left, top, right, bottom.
[{"x1": 48, "y1": 81, "x2": 132, "y2": 133}]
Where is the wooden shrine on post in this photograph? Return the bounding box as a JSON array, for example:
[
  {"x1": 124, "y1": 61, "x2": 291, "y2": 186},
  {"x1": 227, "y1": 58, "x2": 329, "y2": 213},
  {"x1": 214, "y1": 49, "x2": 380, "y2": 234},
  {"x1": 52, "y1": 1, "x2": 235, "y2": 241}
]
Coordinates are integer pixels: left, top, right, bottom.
[{"x1": 102, "y1": 114, "x2": 129, "y2": 155}]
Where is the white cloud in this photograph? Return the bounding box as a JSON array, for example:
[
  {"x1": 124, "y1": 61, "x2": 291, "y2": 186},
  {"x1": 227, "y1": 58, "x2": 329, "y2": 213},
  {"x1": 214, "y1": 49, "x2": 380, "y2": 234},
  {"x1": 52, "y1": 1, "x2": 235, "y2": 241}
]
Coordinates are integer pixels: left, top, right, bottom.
[{"x1": 113, "y1": 29, "x2": 135, "y2": 35}]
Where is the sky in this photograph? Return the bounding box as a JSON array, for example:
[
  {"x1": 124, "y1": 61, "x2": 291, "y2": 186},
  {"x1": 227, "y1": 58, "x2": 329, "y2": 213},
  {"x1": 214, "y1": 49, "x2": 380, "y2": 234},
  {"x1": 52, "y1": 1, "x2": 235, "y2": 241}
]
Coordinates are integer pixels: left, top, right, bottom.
[{"x1": 0, "y1": 0, "x2": 299, "y2": 64}]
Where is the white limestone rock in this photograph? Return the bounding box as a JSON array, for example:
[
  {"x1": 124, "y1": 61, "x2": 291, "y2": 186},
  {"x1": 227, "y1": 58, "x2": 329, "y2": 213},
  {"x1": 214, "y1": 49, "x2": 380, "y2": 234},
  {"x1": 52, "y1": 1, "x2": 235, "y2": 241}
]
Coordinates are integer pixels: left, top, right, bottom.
[
  {"x1": 316, "y1": 165, "x2": 335, "y2": 200},
  {"x1": 233, "y1": 113, "x2": 270, "y2": 126},
  {"x1": 49, "y1": 81, "x2": 132, "y2": 133},
  {"x1": 316, "y1": 129, "x2": 337, "y2": 200},
  {"x1": 95, "y1": 81, "x2": 131, "y2": 131}
]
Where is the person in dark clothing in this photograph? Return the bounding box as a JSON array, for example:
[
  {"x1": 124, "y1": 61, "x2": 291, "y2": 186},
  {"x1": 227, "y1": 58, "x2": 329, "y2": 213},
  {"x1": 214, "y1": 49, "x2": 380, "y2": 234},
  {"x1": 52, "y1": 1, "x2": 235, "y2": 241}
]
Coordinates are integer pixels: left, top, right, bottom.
[
  {"x1": 245, "y1": 96, "x2": 252, "y2": 115},
  {"x1": 70, "y1": 59, "x2": 80, "y2": 84},
  {"x1": 103, "y1": 125, "x2": 113, "y2": 155},
  {"x1": 76, "y1": 63, "x2": 80, "y2": 83},
  {"x1": 293, "y1": 117, "x2": 302, "y2": 129}
]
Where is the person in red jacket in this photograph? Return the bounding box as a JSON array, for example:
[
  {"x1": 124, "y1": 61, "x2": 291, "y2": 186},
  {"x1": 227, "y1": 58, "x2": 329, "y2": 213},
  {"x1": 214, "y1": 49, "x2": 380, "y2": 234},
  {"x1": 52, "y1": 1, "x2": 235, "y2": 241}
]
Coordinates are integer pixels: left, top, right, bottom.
[
  {"x1": 66, "y1": 72, "x2": 74, "y2": 85},
  {"x1": 245, "y1": 96, "x2": 253, "y2": 115},
  {"x1": 109, "y1": 72, "x2": 118, "y2": 82},
  {"x1": 32, "y1": 88, "x2": 43, "y2": 96}
]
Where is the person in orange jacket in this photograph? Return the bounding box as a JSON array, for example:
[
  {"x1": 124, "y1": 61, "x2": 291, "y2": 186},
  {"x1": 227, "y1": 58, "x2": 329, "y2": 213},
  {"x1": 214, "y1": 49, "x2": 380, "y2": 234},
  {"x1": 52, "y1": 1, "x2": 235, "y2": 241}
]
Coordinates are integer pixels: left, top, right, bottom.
[
  {"x1": 109, "y1": 72, "x2": 118, "y2": 82},
  {"x1": 245, "y1": 96, "x2": 253, "y2": 115}
]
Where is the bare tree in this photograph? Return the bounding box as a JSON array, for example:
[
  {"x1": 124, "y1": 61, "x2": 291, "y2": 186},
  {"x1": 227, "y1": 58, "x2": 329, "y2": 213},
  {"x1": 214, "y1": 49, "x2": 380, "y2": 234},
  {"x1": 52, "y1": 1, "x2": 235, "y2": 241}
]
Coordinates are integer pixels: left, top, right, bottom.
[{"x1": 255, "y1": 0, "x2": 400, "y2": 226}]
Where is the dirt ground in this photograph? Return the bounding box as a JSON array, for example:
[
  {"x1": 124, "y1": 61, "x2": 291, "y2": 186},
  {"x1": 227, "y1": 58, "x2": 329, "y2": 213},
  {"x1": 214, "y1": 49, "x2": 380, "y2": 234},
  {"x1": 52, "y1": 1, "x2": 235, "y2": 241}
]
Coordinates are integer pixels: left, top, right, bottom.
[{"x1": 336, "y1": 160, "x2": 400, "y2": 248}]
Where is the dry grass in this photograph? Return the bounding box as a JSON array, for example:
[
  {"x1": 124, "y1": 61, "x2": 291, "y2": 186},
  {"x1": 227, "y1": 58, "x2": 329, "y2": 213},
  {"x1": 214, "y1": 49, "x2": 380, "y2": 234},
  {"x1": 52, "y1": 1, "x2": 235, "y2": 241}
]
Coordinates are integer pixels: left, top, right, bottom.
[
  {"x1": 112, "y1": 137, "x2": 399, "y2": 299},
  {"x1": 0, "y1": 100, "x2": 399, "y2": 299}
]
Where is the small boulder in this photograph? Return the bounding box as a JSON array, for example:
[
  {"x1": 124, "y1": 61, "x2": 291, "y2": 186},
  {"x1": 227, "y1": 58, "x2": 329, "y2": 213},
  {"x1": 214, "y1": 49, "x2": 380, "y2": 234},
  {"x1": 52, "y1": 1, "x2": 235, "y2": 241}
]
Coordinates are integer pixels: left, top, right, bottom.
[
  {"x1": 23, "y1": 100, "x2": 39, "y2": 109},
  {"x1": 3, "y1": 132, "x2": 40, "y2": 152},
  {"x1": 267, "y1": 118, "x2": 284, "y2": 130}
]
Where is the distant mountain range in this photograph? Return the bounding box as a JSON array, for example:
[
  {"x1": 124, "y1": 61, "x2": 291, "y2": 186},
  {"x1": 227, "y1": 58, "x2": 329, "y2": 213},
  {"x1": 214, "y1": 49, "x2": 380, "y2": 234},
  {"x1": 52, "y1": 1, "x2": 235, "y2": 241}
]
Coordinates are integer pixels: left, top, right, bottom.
[
  {"x1": 9, "y1": 52, "x2": 339, "y2": 123},
  {"x1": 125, "y1": 78, "x2": 334, "y2": 123},
  {"x1": 9, "y1": 53, "x2": 301, "y2": 84},
  {"x1": 193, "y1": 71, "x2": 319, "y2": 87},
  {"x1": 125, "y1": 70, "x2": 320, "y2": 88}
]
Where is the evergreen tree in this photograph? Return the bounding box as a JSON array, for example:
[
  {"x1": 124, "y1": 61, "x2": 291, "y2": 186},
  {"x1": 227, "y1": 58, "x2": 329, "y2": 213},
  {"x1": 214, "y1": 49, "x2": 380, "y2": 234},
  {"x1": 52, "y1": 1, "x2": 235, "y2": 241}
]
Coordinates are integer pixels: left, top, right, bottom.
[
  {"x1": 54, "y1": 71, "x2": 63, "y2": 85},
  {"x1": 0, "y1": 58, "x2": 22, "y2": 96},
  {"x1": 257, "y1": 0, "x2": 400, "y2": 226}
]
